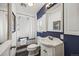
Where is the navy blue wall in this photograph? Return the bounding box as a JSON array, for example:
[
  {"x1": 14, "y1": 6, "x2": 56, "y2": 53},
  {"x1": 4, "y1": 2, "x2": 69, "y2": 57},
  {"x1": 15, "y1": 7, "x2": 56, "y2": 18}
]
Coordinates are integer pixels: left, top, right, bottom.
[
  {"x1": 64, "y1": 34, "x2": 79, "y2": 56},
  {"x1": 37, "y1": 3, "x2": 79, "y2": 56}
]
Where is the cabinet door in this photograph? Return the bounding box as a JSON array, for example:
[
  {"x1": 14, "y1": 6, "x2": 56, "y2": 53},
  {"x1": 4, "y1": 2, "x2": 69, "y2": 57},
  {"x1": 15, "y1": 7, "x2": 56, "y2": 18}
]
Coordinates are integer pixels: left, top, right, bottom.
[
  {"x1": 0, "y1": 11, "x2": 8, "y2": 43},
  {"x1": 64, "y1": 3, "x2": 79, "y2": 35},
  {"x1": 41, "y1": 47, "x2": 48, "y2": 56},
  {"x1": 41, "y1": 45, "x2": 55, "y2": 56}
]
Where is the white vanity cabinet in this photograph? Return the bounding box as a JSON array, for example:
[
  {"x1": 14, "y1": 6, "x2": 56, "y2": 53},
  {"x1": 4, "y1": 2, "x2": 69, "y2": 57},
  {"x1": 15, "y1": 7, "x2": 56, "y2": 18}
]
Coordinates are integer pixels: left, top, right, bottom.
[
  {"x1": 40, "y1": 38, "x2": 64, "y2": 56},
  {"x1": 41, "y1": 44, "x2": 64, "y2": 56}
]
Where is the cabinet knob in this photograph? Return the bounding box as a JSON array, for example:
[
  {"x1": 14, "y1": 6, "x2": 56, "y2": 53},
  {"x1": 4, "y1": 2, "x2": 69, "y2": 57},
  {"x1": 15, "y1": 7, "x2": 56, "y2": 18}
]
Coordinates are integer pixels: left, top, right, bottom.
[
  {"x1": 43, "y1": 50, "x2": 47, "y2": 53},
  {"x1": 10, "y1": 46, "x2": 16, "y2": 49}
]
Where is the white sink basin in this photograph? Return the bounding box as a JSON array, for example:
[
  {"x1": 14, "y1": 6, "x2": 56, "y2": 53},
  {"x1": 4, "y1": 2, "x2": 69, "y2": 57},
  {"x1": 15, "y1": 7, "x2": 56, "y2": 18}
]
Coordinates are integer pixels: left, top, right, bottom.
[{"x1": 40, "y1": 37, "x2": 63, "y2": 47}]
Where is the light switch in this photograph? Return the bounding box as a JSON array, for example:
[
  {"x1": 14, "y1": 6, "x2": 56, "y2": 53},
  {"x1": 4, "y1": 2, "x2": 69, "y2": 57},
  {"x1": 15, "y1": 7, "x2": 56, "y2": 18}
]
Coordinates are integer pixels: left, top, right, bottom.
[{"x1": 60, "y1": 34, "x2": 64, "y2": 40}]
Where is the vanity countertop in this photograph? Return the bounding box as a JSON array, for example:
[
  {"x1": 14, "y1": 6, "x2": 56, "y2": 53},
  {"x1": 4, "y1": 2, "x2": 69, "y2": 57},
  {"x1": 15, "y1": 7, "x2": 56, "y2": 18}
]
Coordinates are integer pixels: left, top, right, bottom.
[{"x1": 40, "y1": 37, "x2": 63, "y2": 47}]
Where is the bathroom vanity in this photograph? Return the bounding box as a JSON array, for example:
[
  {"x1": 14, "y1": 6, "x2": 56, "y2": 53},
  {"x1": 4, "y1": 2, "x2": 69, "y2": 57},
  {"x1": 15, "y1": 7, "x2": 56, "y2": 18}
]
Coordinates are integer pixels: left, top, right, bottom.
[{"x1": 40, "y1": 37, "x2": 64, "y2": 56}]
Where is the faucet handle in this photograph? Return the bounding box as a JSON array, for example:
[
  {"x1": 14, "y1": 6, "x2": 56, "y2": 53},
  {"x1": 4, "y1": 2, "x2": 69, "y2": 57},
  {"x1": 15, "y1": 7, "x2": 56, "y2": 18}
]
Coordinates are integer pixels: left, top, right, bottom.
[{"x1": 48, "y1": 36, "x2": 53, "y2": 40}]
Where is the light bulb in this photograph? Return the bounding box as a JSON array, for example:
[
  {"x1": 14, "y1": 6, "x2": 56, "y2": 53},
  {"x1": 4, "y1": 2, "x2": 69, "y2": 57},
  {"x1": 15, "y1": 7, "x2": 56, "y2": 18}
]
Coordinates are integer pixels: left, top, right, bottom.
[{"x1": 28, "y1": 3, "x2": 33, "y2": 6}]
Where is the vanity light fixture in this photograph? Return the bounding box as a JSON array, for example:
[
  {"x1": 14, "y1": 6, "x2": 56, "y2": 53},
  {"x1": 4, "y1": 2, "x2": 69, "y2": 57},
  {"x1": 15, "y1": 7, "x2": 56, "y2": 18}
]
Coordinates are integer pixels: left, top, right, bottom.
[
  {"x1": 20, "y1": 3, "x2": 33, "y2": 7},
  {"x1": 46, "y1": 3, "x2": 57, "y2": 9},
  {"x1": 28, "y1": 3, "x2": 33, "y2": 6},
  {"x1": 46, "y1": 3, "x2": 50, "y2": 8}
]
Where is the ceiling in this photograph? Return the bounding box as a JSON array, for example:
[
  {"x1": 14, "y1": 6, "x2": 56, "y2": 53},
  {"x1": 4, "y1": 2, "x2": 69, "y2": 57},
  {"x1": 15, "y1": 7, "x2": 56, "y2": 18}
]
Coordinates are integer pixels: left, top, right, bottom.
[
  {"x1": 29, "y1": 3, "x2": 45, "y2": 14},
  {"x1": 14, "y1": 3, "x2": 45, "y2": 15}
]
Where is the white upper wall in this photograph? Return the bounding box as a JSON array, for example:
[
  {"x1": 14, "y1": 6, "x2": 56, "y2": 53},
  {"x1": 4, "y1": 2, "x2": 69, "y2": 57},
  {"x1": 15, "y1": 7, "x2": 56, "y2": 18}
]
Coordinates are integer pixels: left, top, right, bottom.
[
  {"x1": 12, "y1": 3, "x2": 44, "y2": 17},
  {"x1": 12, "y1": 3, "x2": 35, "y2": 17},
  {"x1": 0, "y1": 3, "x2": 8, "y2": 11},
  {"x1": 0, "y1": 3, "x2": 8, "y2": 43},
  {"x1": 64, "y1": 3, "x2": 79, "y2": 35},
  {"x1": 46, "y1": 4, "x2": 63, "y2": 32}
]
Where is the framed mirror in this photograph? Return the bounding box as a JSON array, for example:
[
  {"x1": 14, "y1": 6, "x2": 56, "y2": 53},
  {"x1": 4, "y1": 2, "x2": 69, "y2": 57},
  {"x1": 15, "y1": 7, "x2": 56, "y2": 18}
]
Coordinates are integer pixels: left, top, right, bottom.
[{"x1": 53, "y1": 21, "x2": 61, "y2": 31}]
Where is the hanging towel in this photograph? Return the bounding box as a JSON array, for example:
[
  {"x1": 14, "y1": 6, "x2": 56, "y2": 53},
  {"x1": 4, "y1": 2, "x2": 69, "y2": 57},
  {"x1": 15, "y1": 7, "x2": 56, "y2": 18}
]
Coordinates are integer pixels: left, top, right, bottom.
[{"x1": 20, "y1": 38, "x2": 27, "y2": 46}]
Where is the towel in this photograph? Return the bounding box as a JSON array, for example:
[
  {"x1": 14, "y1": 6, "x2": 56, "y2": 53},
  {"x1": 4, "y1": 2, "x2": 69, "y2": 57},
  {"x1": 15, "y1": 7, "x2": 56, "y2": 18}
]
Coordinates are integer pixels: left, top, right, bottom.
[{"x1": 20, "y1": 38, "x2": 27, "y2": 46}]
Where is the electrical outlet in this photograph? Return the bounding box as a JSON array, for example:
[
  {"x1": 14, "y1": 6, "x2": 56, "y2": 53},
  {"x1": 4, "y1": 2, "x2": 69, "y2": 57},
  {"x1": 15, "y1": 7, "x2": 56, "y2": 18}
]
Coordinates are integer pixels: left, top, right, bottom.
[{"x1": 60, "y1": 34, "x2": 64, "y2": 40}]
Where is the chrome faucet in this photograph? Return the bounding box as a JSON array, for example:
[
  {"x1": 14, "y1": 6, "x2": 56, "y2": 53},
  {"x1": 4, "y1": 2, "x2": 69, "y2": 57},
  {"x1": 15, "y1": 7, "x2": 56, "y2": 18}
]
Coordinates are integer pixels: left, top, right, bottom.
[{"x1": 48, "y1": 36, "x2": 53, "y2": 40}]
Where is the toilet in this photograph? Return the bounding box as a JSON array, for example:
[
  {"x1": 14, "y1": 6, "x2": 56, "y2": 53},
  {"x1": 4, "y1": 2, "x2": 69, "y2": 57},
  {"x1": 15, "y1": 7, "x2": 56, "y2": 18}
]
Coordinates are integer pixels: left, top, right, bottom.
[{"x1": 27, "y1": 44, "x2": 39, "y2": 56}]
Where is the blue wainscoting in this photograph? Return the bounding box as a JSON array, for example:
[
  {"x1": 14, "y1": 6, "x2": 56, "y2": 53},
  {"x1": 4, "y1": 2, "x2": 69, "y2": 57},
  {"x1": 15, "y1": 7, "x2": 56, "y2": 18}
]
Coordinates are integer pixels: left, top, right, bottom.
[
  {"x1": 64, "y1": 34, "x2": 79, "y2": 56},
  {"x1": 47, "y1": 31, "x2": 63, "y2": 38},
  {"x1": 37, "y1": 32, "x2": 47, "y2": 37},
  {"x1": 37, "y1": 31, "x2": 63, "y2": 39}
]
